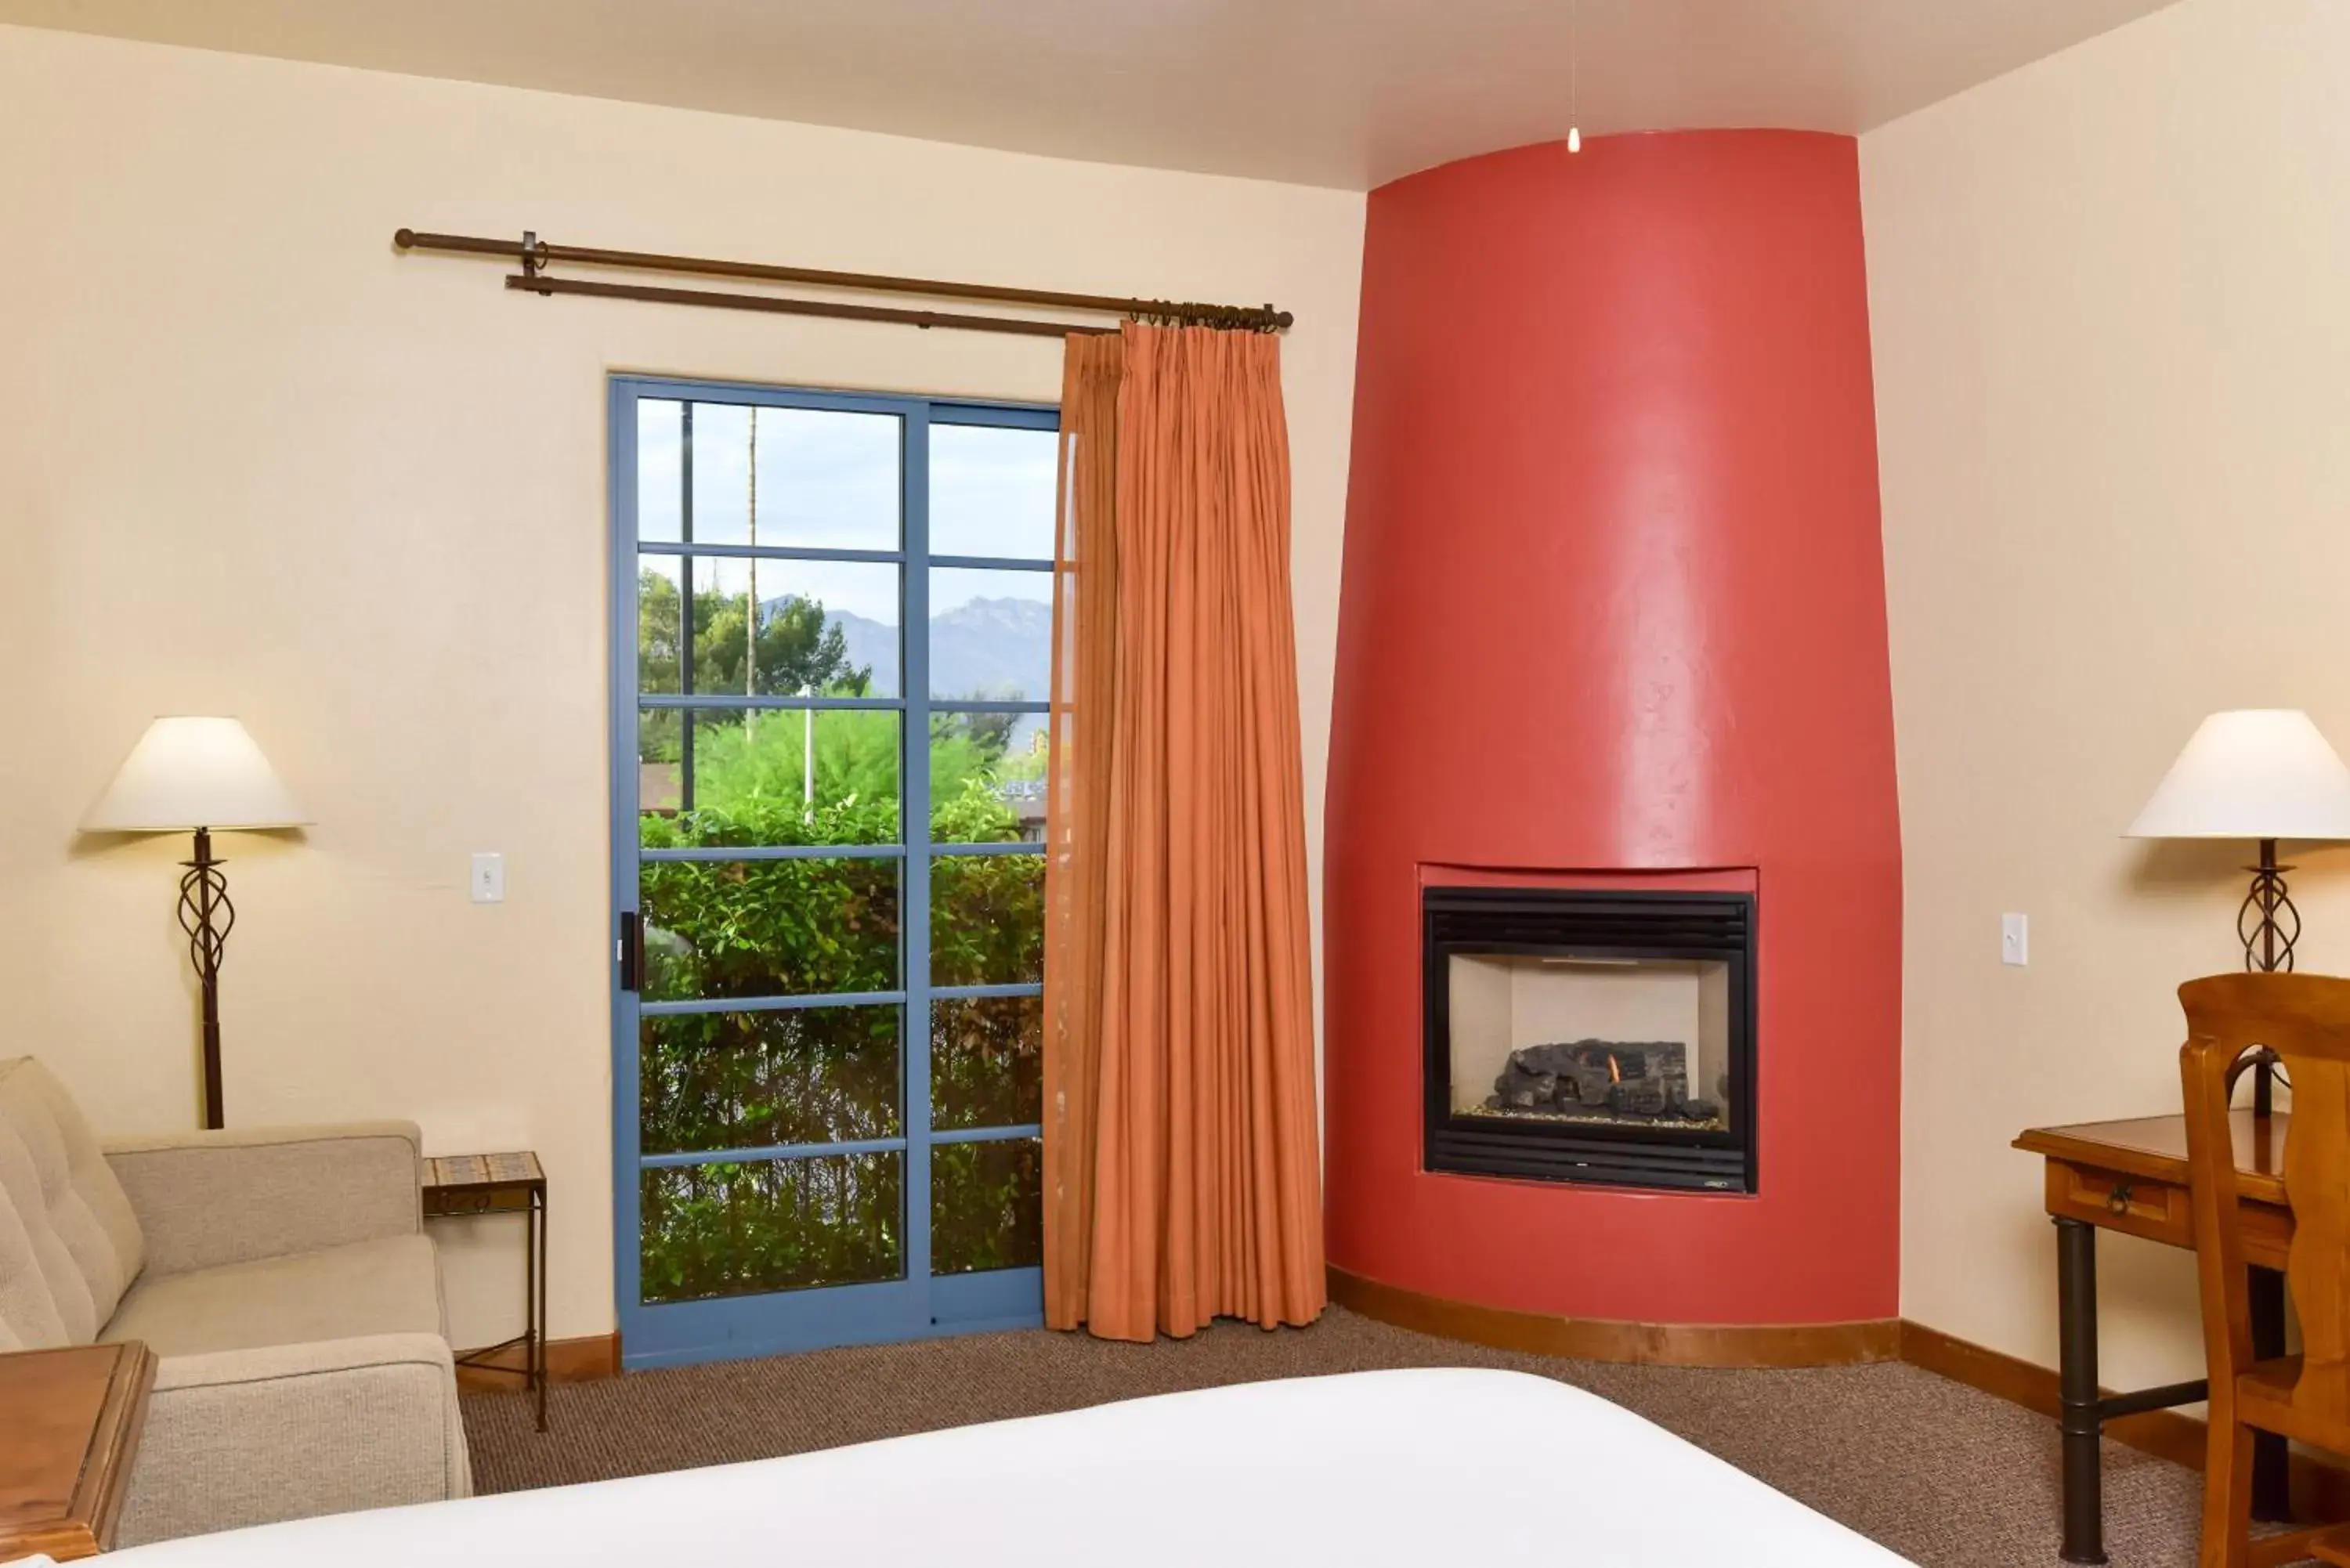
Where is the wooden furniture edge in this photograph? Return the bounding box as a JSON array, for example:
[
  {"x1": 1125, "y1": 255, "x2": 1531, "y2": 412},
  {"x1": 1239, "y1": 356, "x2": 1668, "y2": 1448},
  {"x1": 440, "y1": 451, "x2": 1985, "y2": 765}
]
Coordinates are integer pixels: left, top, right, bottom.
[
  {"x1": 1326, "y1": 1266, "x2": 1900, "y2": 1367},
  {"x1": 0, "y1": 1341, "x2": 157, "y2": 1562},
  {"x1": 2014, "y1": 1113, "x2": 2290, "y2": 1205},
  {"x1": 86, "y1": 1340, "x2": 157, "y2": 1555},
  {"x1": 1897, "y1": 1320, "x2": 2350, "y2": 1516},
  {"x1": 452, "y1": 1331, "x2": 619, "y2": 1390},
  {"x1": 2013, "y1": 1127, "x2": 2193, "y2": 1187}
]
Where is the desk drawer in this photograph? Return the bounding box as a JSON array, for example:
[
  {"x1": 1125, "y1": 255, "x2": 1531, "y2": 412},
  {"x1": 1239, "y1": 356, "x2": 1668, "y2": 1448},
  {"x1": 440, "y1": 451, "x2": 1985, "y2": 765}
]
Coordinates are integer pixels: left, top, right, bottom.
[{"x1": 2047, "y1": 1162, "x2": 2192, "y2": 1246}]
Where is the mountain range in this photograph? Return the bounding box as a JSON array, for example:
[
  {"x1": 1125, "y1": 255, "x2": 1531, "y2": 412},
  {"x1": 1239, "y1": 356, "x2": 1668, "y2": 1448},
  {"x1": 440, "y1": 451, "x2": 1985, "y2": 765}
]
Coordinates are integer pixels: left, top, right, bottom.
[{"x1": 767, "y1": 594, "x2": 1052, "y2": 709}]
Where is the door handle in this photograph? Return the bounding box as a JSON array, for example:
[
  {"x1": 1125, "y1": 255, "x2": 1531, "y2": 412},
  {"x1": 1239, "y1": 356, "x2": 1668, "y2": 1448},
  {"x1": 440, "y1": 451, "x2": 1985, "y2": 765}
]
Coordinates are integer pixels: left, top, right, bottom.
[{"x1": 618, "y1": 910, "x2": 644, "y2": 992}]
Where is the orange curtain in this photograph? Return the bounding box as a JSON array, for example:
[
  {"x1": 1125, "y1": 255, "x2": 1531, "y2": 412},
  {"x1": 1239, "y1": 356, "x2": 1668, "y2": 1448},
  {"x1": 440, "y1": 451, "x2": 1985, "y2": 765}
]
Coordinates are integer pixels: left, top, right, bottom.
[{"x1": 1041, "y1": 322, "x2": 1326, "y2": 1342}]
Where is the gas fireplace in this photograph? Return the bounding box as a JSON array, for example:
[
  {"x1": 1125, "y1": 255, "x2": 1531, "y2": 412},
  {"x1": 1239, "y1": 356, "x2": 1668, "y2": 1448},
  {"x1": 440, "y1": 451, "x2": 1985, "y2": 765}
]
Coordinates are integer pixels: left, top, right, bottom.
[{"x1": 1422, "y1": 887, "x2": 1756, "y2": 1193}]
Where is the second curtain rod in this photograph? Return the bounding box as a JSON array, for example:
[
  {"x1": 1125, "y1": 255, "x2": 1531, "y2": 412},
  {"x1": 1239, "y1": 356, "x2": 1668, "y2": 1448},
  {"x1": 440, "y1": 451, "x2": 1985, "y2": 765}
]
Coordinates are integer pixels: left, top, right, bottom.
[{"x1": 392, "y1": 229, "x2": 1294, "y2": 340}]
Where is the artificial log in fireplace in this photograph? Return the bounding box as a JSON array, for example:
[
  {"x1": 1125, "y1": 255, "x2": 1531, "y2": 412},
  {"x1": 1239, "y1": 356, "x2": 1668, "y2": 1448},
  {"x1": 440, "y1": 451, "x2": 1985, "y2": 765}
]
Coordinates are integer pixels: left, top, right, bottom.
[{"x1": 1423, "y1": 887, "x2": 1756, "y2": 1193}]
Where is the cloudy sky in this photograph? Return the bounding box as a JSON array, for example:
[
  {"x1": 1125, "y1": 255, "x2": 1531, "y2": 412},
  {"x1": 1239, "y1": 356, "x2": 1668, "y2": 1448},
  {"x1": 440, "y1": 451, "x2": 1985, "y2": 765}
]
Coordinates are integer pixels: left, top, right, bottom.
[{"x1": 634, "y1": 399, "x2": 1055, "y2": 627}]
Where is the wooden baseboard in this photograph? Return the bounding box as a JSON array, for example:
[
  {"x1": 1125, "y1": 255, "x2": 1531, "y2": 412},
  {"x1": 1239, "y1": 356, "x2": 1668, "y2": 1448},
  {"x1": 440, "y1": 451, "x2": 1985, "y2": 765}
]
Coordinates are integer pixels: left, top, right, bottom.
[
  {"x1": 452, "y1": 1331, "x2": 620, "y2": 1390},
  {"x1": 1896, "y1": 1320, "x2": 2207, "y2": 1469},
  {"x1": 1896, "y1": 1319, "x2": 2350, "y2": 1517},
  {"x1": 1328, "y1": 1265, "x2": 1901, "y2": 1367}
]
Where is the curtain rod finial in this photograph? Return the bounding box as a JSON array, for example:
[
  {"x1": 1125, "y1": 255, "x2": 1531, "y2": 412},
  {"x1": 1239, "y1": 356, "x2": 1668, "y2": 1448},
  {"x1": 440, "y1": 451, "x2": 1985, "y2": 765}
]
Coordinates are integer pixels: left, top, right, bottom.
[{"x1": 393, "y1": 228, "x2": 415, "y2": 248}]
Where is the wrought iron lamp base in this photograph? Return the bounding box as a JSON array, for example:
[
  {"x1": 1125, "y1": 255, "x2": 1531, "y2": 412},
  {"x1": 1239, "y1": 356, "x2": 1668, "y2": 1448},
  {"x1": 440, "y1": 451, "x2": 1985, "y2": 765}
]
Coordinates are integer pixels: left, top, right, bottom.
[
  {"x1": 2237, "y1": 837, "x2": 2296, "y2": 1118},
  {"x1": 176, "y1": 826, "x2": 235, "y2": 1130},
  {"x1": 2240, "y1": 838, "x2": 2298, "y2": 974}
]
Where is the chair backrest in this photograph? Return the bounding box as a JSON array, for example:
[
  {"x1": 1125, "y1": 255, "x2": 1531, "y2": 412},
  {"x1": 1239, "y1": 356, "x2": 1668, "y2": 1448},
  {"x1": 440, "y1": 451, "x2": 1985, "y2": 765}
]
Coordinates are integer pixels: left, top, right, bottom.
[
  {"x1": 0, "y1": 1056, "x2": 146, "y2": 1349},
  {"x1": 2181, "y1": 973, "x2": 2350, "y2": 1406}
]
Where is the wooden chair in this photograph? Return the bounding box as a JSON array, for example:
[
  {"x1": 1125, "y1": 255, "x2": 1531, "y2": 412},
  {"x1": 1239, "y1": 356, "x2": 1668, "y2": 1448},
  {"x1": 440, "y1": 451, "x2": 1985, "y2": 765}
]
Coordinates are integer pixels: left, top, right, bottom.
[{"x1": 2182, "y1": 972, "x2": 2350, "y2": 1567}]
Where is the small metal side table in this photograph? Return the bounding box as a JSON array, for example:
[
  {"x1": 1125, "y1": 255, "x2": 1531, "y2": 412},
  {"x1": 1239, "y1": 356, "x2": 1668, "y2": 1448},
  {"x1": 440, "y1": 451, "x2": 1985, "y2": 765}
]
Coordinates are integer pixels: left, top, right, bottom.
[{"x1": 422, "y1": 1151, "x2": 548, "y2": 1433}]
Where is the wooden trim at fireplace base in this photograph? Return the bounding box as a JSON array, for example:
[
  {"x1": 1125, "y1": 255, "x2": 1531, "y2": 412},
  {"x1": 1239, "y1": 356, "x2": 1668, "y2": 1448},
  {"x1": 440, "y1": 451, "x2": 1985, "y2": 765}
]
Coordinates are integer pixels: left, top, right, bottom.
[
  {"x1": 452, "y1": 1331, "x2": 621, "y2": 1391},
  {"x1": 1328, "y1": 1266, "x2": 1901, "y2": 1367}
]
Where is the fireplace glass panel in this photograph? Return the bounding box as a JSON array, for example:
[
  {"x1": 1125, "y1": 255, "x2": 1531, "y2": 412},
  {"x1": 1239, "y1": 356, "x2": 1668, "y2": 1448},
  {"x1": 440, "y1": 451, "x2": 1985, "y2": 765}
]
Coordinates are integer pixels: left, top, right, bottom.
[{"x1": 1448, "y1": 955, "x2": 1732, "y2": 1133}]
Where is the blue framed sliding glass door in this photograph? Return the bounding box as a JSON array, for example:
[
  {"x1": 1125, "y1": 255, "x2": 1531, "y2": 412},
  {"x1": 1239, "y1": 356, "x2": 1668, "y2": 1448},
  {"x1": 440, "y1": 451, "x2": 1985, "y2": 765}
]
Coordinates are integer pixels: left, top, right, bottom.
[{"x1": 608, "y1": 375, "x2": 1054, "y2": 1368}]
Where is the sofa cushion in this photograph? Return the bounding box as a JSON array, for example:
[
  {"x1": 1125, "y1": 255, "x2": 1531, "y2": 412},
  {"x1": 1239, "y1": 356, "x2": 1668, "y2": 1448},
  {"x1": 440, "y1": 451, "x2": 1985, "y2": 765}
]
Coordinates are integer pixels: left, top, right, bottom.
[
  {"x1": 0, "y1": 1057, "x2": 146, "y2": 1350},
  {"x1": 100, "y1": 1234, "x2": 443, "y2": 1359}
]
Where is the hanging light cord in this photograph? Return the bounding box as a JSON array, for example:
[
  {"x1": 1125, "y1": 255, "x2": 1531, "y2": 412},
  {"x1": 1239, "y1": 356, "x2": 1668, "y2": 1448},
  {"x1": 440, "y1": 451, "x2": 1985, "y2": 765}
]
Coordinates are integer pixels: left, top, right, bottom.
[{"x1": 1567, "y1": 0, "x2": 1584, "y2": 153}]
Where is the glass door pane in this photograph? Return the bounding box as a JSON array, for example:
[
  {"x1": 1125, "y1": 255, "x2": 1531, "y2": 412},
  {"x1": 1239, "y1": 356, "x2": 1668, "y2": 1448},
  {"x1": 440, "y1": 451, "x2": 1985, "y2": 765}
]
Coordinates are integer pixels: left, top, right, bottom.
[
  {"x1": 923, "y1": 414, "x2": 1054, "y2": 1308},
  {"x1": 641, "y1": 1006, "x2": 904, "y2": 1153},
  {"x1": 642, "y1": 1154, "x2": 906, "y2": 1302},
  {"x1": 931, "y1": 1137, "x2": 1043, "y2": 1276}
]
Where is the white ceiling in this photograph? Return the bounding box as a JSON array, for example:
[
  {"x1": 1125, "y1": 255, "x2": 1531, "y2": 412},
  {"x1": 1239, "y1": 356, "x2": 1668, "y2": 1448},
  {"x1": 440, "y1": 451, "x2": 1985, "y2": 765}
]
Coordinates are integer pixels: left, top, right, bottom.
[{"x1": 0, "y1": 0, "x2": 2182, "y2": 190}]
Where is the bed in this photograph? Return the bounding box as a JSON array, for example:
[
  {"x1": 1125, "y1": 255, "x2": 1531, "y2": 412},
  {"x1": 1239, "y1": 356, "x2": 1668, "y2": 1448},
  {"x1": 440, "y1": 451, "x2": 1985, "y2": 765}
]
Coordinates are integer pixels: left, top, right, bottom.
[{"x1": 83, "y1": 1368, "x2": 1912, "y2": 1566}]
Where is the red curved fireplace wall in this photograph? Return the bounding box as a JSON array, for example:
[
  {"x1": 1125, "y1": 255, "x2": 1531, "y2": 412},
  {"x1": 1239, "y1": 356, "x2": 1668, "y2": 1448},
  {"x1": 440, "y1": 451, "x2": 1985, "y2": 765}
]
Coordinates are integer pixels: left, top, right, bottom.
[{"x1": 1324, "y1": 131, "x2": 1902, "y2": 1325}]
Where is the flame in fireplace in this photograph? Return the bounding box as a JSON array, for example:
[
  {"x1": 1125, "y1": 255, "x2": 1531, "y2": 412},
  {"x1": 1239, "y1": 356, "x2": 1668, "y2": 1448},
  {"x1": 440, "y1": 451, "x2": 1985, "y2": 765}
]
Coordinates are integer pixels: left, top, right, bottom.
[{"x1": 1607, "y1": 1052, "x2": 1622, "y2": 1084}]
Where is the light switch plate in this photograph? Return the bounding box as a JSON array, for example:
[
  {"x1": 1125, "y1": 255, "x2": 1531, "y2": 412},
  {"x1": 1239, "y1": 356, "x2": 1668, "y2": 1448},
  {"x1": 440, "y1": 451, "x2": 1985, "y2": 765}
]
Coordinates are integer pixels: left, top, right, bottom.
[
  {"x1": 471, "y1": 851, "x2": 505, "y2": 904},
  {"x1": 2001, "y1": 912, "x2": 2028, "y2": 966}
]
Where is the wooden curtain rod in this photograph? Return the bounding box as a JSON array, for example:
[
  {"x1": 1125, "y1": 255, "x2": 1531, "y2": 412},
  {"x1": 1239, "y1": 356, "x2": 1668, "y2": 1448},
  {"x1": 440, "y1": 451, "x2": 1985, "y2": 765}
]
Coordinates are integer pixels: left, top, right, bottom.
[{"x1": 392, "y1": 229, "x2": 1293, "y2": 338}]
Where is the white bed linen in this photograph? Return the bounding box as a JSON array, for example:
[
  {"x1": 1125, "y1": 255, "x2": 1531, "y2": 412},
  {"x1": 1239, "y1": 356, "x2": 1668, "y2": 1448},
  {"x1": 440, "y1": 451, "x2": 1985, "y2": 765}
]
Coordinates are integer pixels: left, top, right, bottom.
[{"x1": 88, "y1": 1367, "x2": 1912, "y2": 1566}]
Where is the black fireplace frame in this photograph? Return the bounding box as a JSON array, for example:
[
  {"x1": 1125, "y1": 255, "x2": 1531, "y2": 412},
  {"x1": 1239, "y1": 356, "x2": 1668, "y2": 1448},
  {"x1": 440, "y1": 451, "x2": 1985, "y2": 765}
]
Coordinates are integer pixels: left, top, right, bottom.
[{"x1": 1421, "y1": 886, "x2": 1758, "y2": 1194}]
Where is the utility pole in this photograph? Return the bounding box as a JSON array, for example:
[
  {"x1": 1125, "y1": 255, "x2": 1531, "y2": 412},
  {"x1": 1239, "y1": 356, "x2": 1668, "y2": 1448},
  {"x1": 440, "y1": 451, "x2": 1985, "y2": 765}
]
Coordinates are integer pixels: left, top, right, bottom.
[{"x1": 745, "y1": 409, "x2": 757, "y2": 739}]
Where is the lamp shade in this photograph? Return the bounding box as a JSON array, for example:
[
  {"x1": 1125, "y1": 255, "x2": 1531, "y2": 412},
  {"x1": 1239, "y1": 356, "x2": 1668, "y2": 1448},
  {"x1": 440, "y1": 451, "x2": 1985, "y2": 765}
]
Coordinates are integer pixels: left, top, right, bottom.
[
  {"x1": 82, "y1": 717, "x2": 308, "y2": 833},
  {"x1": 2126, "y1": 709, "x2": 2350, "y2": 841}
]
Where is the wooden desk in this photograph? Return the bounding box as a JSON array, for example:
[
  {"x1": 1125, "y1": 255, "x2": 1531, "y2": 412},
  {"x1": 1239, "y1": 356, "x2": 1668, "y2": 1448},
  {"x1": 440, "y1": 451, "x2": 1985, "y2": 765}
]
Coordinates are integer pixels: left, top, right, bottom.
[
  {"x1": 0, "y1": 1342, "x2": 157, "y2": 1561},
  {"x1": 2016, "y1": 1111, "x2": 2293, "y2": 1566}
]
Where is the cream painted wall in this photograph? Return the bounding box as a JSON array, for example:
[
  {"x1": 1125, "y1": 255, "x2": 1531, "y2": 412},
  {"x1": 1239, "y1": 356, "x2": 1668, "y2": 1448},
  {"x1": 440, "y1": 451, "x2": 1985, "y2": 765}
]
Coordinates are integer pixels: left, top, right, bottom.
[
  {"x1": 1864, "y1": 0, "x2": 2350, "y2": 1389},
  {"x1": 0, "y1": 23, "x2": 1365, "y2": 1348}
]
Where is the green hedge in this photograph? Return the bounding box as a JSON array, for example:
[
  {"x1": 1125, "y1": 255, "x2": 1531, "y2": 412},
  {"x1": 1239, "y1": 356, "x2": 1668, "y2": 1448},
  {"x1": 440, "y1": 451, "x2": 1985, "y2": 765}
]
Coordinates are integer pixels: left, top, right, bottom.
[{"x1": 635, "y1": 761, "x2": 1045, "y2": 1301}]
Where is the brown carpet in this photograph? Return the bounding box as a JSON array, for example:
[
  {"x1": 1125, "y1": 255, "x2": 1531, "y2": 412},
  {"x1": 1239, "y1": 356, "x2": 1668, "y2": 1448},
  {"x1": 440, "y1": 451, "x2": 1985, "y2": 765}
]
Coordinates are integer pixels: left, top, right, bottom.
[{"x1": 462, "y1": 1305, "x2": 2211, "y2": 1566}]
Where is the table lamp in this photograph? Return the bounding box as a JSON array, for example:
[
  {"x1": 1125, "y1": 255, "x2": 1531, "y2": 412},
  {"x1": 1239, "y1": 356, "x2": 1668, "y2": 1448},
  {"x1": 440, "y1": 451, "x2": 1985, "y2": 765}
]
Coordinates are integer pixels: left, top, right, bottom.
[
  {"x1": 2127, "y1": 708, "x2": 2350, "y2": 1111},
  {"x1": 82, "y1": 717, "x2": 309, "y2": 1129}
]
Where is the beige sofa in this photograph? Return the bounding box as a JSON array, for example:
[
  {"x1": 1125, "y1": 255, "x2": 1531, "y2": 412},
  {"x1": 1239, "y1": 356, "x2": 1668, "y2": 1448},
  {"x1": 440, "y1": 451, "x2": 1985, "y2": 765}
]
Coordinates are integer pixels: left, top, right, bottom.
[{"x1": 0, "y1": 1056, "x2": 472, "y2": 1545}]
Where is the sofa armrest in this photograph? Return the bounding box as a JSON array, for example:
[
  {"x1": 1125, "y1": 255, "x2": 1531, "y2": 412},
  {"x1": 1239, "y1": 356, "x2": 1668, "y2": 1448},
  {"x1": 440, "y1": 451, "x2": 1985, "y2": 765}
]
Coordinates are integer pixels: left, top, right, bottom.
[
  {"x1": 116, "y1": 1334, "x2": 472, "y2": 1546},
  {"x1": 103, "y1": 1122, "x2": 423, "y2": 1275}
]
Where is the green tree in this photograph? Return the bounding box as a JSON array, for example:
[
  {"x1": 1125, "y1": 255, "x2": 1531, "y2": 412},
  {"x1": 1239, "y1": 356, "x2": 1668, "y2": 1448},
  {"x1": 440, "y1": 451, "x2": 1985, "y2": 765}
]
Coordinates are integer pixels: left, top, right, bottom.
[
  {"x1": 933, "y1": 706, "x2": 1017, "y2": 755},
  {"x1": 692, "y1": 710, "x2": 902, "y2": 825},
  {"x1": 638, "y1": 571, "x2": 868, "y2": 698}
]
